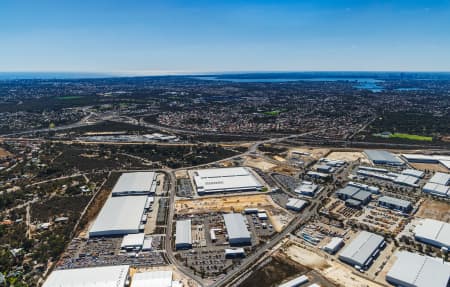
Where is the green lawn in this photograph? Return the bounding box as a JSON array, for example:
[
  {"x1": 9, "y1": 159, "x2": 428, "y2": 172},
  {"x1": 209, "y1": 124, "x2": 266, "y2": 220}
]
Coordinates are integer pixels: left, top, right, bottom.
[
  {"x1": 263, "y1": 110, "x2": 282, "y2": 116},
  {"x1": 389, "y1": 133, "x2": 433, "y2": 141},
  {"x1": 58, "y1": 96, "x2": 84, "y2": 100}
]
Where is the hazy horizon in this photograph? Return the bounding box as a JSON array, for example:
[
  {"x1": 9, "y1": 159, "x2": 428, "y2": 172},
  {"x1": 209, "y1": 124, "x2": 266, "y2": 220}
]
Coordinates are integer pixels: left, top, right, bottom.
[{"x1": 1, "y1": 0, "x2": 450, "y2": 72}]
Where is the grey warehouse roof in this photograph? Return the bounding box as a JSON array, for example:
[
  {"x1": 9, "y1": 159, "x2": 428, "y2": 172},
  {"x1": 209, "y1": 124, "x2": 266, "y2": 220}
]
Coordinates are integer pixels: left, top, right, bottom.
[
  {"x1": 336, "y1": 186, "x2": 360, "y2": 197},
  {"x1": 364, "y1": 150, "x2": 404, "y2": 165},
  {"x1": 89, "y1": 195, "x2": 148, "y2": 237},
  {"x1": 378, "y1": 196, "x2": 412, "y2": 209},
  {"x1": 223, "y1": 213, "x2": 251, "y2": 240},
  {"x1": 43, "y1": 265, "x2": 130, "y2": 287},
  {"x1": 429, "y1": 172, "x2": 450, "y2": 186},
  {"x1": 339, "y1": 231, "x2": 384, "y2": 267},
  {"x1": 112, "y1": 172, "x2": 157, "y2": 196},
  {"x1": 387, "y1": 251, "x2": 450, "y2": 287},
  {"x1": 414, "y1": 218, "x2": 450, "y2": 249},
  {"x1": 175, "y1": 219, "x2": 192, "y2": 246}
]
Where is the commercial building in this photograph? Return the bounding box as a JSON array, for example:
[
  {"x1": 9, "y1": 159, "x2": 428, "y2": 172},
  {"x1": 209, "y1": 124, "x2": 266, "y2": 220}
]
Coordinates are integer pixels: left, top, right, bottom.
[
  {"x1": 401, "y1": 154, "x2": 450, "y2": 171},
  {"x1": 131, "y1": 270, "x2": 177, "y2": 287},
  {"x1": 347, "y1": 181, "x2": 380, "y2": 194},
  {"x1": 429, "y1": 172, "x2": 450, "y2": 186},
  {"x1": 306, "y1": 171, "x2": 329, "y2": 179},
  {"x1": 223, "y1": 213, "x2": 251, "y2": 246},
  {"x1": 364, "y1": 150, "x2": 404, "y2": 166},
  {"x1": 339, "y1": 231, "x2": 385, "y2": 269},
  {"x1": 278, "y1": 275, "x2": 309, "y2": 287},
  {"x1": 192, "y1": 167, "x2": 263, "y2": 195},
  {"x1": 89, "y1": 195, "x2": 148, "y2": 237},
  {"x1": 357, "y1": 169, "x2": 396, "y2": 181},
  {"x1": 323, "y1": 237, "x2": 344, "y2": 254},
  {"x1": 121, "y1": 233, "x2": 145, "y2": 250},
  {"x1": 175, "y1": 219, "x2": 192, "y2": 250},
  {"x1": 315, "y1": 164, "x2": 335, "y2": 174},
  {"x1": 393, "y1": 174, "x2": 420, "y2": 187},
  {"x1": 295, "y1": 181, "x2": 319, "y2": 197},
  {"x1": 43, "y1": 265, "x2": 130, "y2": 287},
  {"x1": 423, "y1": 182, "x2": 449, "y2": 197},
  {"x1": 401, "y1": 169, "x2": 424, "y2": 178},
  {"x1": 378, "y1": 196, "x2": 412, "y2": 213},
  {"x1": 414, "y1": 219, "x2": 450, "y2": 249},
  {"x1": 225, "y1": 248, "x2": 245, "y2": 259},
  {"x1": 401, "y1": 153, "x2": 440, "y2": 163},
  {"x1": 112, "y1": 172, "x2": 157, "y2": 196},
  {"x1": 142, "y1": 237, "x2": 153, "y2": 251},
  {"x1": 286, "y1": 198, "x2": 307, "y2": 211},
  {"x1": 386, "y1": 251, "x2": 450, "y2": 287},
  {"x1": 336, "y1": 186, "x2": 372, "y2": 206}
]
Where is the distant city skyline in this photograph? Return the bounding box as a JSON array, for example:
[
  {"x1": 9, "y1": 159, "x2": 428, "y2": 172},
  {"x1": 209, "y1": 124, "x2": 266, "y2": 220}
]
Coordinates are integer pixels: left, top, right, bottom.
[{"x1": 1, "y1": 0, "x2": 449, "y2": 73}]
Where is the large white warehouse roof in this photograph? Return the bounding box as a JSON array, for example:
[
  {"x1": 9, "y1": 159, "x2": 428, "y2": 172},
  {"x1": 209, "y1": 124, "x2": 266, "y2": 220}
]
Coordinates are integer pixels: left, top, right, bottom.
[
  {"x1": 387, "y1": 251, "x2": 450, "y2": 287},
  {"x1": 339, "y1": 231, "x2": 384, "y2": 268},
  {"x1": 364, "y1": 150, "x2": 404, "y2": 165},
  {"x1": 223, "y1": 213, "x2": 251, "y2": 242},
  {"x1": 414, "y1": 218, "x2": 450, "y2": 249},
  {"x1": 175, "y1": 219, "x2": 192, "y2": 248},
  {"x1": 112, "y1": 172, "x2": 157, "y2": 196},
  {"x1": 89, "y1": 195, "x2": 148, "y2": 237},
  {"x1": 131, "y1": 270, "x2": 173, "y2": 287},
  {"x1": 43, "y1": 265, "x2": 130, "y2": 287},
  {"x1": 429, "y1": 172, "x2": 450, "y2": 186},
  {"x1": 193, "y1": 167, "x2": 263, "y2": 194}
]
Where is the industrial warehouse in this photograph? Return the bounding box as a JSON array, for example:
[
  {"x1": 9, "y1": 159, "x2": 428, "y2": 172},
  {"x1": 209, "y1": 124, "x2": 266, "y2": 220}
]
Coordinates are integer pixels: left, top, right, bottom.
[
  {"x1": 175, "y1": 219, "x2": 192, "y2": 250},
  {"x1": 43, "y1": 265, "x2": 130, "y2": 287},
  {"x1": 378, "y1": 196, "x2": 412, "y2": 213},
  {"x1": 364, "y1": 150, "x2": 404, "y2": 166},
  {"x1": 191, "y1": 167, "x2": 263, "y2": 195},
  {"x1": 338, "y1": 231, "x2": 385, "y2": 269},
  {"x1": 112, "y1": 171, "x2": 158, "y2": 196},
  {"x1": 89, "y1": 195, "x2": 149, "y2": 237},
  {"x1": 386, "y1": 251, "x2": 450, "y2": 287},
  {"x1": 414, "y1": 218, "x2": 450, "y2": 249},
  {"x1": 131, "y1": 270, "x2": 181, "y2": 287},
  {"x1": 223, "y1": 213, "x2": 252, "y2": 246}
]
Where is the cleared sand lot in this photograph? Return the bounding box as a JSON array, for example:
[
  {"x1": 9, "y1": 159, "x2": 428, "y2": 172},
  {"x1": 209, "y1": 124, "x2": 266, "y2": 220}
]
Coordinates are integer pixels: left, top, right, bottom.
[
  {"x1": 409, "y1": 162, "x2": 449, "y2": 172},
  {"x1": 243, "y1": 156, "x2": 277, "y2": 172},
  {"x1": 416, "y1": 199, "x2": 450, "y2": 222},
  {"x1": 175, "y1": 194, "x2": 293, "y2": 232},
  {"x1": 283, "y1": 243, "x2": 384, "y2": 287},
  {"x1": 326, "y1": 151, "x2": 370, "y2": 163},
  {"x1": 289, "y1": 147, "x2": 330, "y2": 160},
  {"x1": 0, "y1": 147, "x2": 12, "y2": 159}
]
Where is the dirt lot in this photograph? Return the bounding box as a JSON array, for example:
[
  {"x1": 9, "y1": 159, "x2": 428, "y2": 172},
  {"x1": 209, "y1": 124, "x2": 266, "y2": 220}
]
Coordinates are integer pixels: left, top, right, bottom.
[
  {"x1": 409, "y1": 162, "x2": 449, "y2": 172},
  {"x1": 175, "y1": 170, "x2": 189, "y2": 179},
  {"x1": 0, "y1": 147, "x2": 12, "y2": 159},
  {"x1": 289, "y1": 147, "x2": 330, "y2": 160},
  {"x1": 273, "y1": 155, "x2": 286, "y2": 162},
  {"x1": 326, "y1": 151, "x2": 370, "y2": 163},
  {"x1": 239, "y1": 253, "x2": 313, "y2": 287},
  {"x1": 175, "y1": 194, "x2": 292, "y2": 232},
  {"x1": 416, "y1": 199, "x2": 450, "y2": 222},
  {"x1": 283, "y1": 242, "x2": 384, "y2": 287},
  {"x1": 244, "y1": 156, "x2": 277, "y2": 172}
]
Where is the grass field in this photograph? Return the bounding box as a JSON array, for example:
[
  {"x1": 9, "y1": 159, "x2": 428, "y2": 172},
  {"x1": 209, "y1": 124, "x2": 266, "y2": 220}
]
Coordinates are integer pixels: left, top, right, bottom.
[
  {"x1": 264, "y1": 110, "x2": 282, "y2": 116},
  {"x1": 389, "y1": 133, "x2": 432, "y2": 141},
  {"x1": 58, "y1": 96, "x2": 84, "y2": 100}
]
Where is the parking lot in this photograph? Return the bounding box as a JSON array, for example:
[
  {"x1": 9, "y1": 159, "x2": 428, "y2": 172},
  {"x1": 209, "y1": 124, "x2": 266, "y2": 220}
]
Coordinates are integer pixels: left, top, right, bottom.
[
  {"x1": 177, "y1": 178, "x2": 194, "y2": 197},
  {"x1": 57, "y1": 235, "x2": 167, "y2": 270}
]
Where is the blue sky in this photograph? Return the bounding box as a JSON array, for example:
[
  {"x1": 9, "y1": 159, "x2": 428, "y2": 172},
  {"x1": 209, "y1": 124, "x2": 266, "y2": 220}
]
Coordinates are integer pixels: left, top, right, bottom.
[{"x1": 1, "y1": 0, "x2": 449, "y2": 73}]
